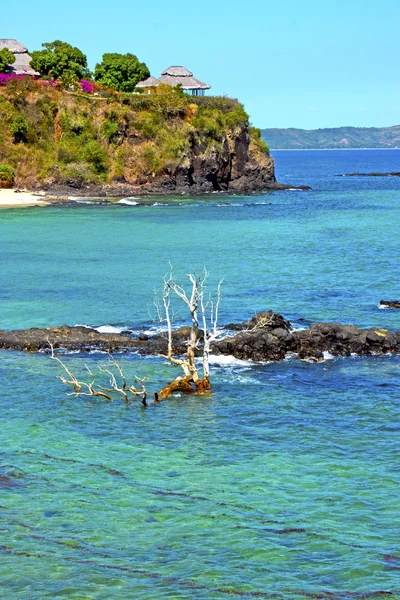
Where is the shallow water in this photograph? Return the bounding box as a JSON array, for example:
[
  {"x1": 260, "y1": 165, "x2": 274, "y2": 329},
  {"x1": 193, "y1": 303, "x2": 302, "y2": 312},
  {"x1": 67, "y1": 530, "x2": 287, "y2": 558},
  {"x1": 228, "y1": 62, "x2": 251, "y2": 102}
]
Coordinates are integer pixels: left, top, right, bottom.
[{"x1": 1, "y1": 150, "x2": 400, "y2": 598}]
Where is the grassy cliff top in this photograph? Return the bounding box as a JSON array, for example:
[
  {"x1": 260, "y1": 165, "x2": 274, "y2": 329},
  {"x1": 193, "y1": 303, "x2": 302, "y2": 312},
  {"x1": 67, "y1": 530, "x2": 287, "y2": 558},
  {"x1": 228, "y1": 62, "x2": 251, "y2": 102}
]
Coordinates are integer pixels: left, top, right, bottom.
[{"x1": 0, "y1": 79, "x2": 269, "y2": 188}]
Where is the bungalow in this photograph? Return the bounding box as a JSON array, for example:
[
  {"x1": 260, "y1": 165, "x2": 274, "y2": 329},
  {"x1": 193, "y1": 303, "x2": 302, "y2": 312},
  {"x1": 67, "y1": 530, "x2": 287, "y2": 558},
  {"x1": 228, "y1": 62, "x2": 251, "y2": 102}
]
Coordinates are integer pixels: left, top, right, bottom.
[
  {"x1": 0, "y1": 39, "x2": 39, "y2": 76},
  {"x1": 136, "y1": 66, "x2": 211, "y2": 96}
]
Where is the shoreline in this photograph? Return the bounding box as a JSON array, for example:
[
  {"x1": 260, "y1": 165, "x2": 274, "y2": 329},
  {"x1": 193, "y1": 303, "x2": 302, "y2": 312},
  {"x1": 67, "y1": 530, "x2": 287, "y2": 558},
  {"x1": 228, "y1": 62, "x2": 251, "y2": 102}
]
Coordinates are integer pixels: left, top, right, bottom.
[
  {"x1": 0, "y1": 182, "x2": 310, "y2": 207},
  {"x1": 0, "y1": 189, "x2": 50, "y2": 208}
]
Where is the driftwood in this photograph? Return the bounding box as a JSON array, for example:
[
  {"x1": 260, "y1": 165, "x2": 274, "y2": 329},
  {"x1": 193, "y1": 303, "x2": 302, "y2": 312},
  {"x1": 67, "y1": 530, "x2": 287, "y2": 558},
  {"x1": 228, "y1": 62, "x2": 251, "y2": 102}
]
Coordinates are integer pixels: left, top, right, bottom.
[{"x1": 49, "y1": 341, "x2": 147, "y2": 406}]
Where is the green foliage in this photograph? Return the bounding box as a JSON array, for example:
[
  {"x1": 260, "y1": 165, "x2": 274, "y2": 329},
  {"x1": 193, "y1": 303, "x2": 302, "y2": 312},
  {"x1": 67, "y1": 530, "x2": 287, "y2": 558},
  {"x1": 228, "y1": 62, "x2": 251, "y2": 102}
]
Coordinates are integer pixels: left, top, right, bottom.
[
  {"x1": 82, "y1": 140, "x2": 107, "y2": 173},
  {"x1": 0, "y1": 163, "x2": 15, "y2": 185},
  {"x1": 102, "y1": 120, "x2": 119, "y2": 143},
  {"x1": 0, "y1": 83, "x2": 259, "y2": 186},
  {"x1": 30, "y1": 40, "x2": 87, "y2": 84},
  {"x1": 94, "y1": 53, "x2": 149, "y2": 92},
  {"x1": 249, "y1": 126, "x2": 269, "y2": 154},
  {"x1": 224, "y1": 104, "x2": 249, "y2": 128},
  {"x1": 0, "y1": 48, "x2": 15, "y2": 73},
  {"x1": 191, "y1": 96, "x2": 240, "y2": 113},
  {"x1": 10, "y1": 114, "x2": 28, "y2": 143},
  {"x1": 192, "y1": 107, "x2": 225, "y2": 139}
]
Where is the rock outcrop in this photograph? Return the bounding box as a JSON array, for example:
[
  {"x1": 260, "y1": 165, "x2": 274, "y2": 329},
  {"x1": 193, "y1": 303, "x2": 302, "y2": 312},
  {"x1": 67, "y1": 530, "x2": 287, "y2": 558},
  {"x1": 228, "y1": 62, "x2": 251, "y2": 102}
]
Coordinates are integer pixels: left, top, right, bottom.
[
  {"x1": 380, "y1": 300, "x2": 400, "y2": 309},
  {"x1": 1, "y1": 310, "x2": 400, "y2": 362}
]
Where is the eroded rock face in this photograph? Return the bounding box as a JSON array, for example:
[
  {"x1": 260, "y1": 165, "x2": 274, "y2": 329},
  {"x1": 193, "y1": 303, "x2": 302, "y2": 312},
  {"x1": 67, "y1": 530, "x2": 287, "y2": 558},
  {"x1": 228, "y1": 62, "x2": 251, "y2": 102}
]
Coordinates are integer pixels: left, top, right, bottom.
[
  {"x1": 41, "y1": 125, "x2": 285, "y2": 197},
  {"x1": 1, "y1": 311, "x2": 399, "y2": 362}
]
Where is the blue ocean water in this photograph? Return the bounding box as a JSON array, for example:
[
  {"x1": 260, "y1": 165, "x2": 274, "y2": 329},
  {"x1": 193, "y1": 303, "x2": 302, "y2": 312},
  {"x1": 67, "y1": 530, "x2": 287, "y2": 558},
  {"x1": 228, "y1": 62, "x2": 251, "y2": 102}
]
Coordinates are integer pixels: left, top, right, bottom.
[{"x1": 1, "y1": 150, "x2": 400, "y2": 599}]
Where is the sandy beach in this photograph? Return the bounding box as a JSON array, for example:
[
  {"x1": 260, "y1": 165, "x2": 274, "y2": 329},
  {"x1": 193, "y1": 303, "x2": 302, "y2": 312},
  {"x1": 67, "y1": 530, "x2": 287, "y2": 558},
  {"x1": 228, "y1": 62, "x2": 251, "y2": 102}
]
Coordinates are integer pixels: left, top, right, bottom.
[{"x1": 0, "y1": 189, "x2": 50, "y2": 208}]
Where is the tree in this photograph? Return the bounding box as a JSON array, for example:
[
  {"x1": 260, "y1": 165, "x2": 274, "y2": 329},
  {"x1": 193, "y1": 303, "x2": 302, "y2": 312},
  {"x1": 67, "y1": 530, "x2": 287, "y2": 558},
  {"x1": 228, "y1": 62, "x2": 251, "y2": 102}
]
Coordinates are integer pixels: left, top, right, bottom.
[
  {"x1": 0, "y1": 48, "x2": 15, "y2": 73},
  {"x1": 50, "y1": 268, "x2": 224, "y2": 407},
  {"x1": 30, "y1": 40, "x2": 88, "y2": 84},
  {"x1": 94, "y1": 53, "x2": 150, "y2": 92},
  {"x1": 153, "y1": 268, "x2": 223, "y2": 401}
]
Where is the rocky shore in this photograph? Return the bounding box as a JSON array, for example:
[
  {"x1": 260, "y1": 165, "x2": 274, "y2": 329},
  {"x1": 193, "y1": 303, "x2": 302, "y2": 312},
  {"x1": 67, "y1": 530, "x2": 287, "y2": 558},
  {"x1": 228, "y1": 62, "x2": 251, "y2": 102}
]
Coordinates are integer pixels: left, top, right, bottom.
[{"x1": 1, "y1": 310, "x2": 399, "y2": 362}]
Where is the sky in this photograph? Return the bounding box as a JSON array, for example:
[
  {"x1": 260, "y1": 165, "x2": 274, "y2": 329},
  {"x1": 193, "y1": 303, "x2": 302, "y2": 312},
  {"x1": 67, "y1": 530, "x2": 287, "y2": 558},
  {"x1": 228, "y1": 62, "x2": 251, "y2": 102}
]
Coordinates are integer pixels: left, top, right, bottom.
[{"x1": 6, "y1": 0, "x2": 400, "y2": 129}]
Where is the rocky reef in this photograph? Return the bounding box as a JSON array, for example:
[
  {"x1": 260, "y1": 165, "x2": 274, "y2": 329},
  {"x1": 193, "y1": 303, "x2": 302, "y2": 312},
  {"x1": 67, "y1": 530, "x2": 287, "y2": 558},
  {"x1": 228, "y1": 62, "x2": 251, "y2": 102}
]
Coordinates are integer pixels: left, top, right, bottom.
[{"x1": 1, "y1": 310, "x2": 399, "y2": 362}]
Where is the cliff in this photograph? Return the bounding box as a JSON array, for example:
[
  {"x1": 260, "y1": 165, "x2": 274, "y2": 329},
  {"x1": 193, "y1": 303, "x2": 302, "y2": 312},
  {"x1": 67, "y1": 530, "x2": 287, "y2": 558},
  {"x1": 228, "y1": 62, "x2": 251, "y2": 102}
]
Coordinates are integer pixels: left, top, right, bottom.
[
  {"x1": 261, "y1": 125, "x2": 400, "y2": 149},
  {"x1": 0, "y1": 79, "x2": 278, "y2": 195}
]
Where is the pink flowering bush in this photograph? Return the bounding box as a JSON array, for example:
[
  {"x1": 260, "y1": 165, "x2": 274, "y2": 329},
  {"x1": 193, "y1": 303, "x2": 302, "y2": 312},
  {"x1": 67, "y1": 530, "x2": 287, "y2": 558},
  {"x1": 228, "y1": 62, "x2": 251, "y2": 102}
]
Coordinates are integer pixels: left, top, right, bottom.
[
  {"x1": 0, "y1": 74, "x2": 30, "y2": 86},
  {"x1": 79, "y1": 79, "x2": 96, "y2": 93}
]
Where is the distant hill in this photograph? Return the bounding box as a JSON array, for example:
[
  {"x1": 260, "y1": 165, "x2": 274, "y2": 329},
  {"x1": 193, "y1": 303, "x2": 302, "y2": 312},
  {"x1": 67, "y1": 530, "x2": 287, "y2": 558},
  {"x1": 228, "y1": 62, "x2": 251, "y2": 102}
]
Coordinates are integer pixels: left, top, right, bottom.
[{"x1": 261, "y1": 125, "x2": 400, "y2": 149}]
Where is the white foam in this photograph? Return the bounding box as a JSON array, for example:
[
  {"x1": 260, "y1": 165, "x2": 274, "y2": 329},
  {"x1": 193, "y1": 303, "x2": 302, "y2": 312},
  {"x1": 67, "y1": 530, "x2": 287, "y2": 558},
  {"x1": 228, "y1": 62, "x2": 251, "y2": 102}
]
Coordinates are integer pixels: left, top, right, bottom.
[
  {"x1": 208, "y1": 354, "x2": 256, "y2": 367},
  {"x1": 284, "y1": 352, "x2": 298, "y2": 360},
  {"x1": 67, "y1": 197, "x2": 94, "y2": 204},
  {"x1": 378, "y1": 304, "x2": 389, "y2": 309},
  {"x1": 95, "y1": 325, "x2": 126, "y2": 334},
  {"x1": 291, "y1": 325, "x2": 307, "y2": 332},
  {"x1": 117, "y1": 199, "x2": 139, "y2": 206},
  {"x1": 322, "y1": 351, "x2": 334, "y2": 360}
]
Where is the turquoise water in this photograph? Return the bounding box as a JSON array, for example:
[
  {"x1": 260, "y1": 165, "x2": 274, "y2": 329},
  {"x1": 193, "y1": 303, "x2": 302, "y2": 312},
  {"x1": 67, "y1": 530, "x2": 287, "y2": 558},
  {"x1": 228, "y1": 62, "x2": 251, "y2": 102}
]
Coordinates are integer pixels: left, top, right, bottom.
[{"x1": 1, "y1": 150, "x2": 400, "y2": 598}]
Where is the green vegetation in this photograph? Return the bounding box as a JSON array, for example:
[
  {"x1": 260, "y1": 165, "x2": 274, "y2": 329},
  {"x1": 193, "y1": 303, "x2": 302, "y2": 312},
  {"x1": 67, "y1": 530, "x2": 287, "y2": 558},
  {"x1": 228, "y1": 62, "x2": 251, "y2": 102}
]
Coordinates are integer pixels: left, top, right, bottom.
[
  {"x1": 0, "y1": 48, "x2": 15, "y2": 73},
  {"x1": 0, "y1": 163, "x2": 15, "y2": 187},
  {"x1": 30, "y1": 40, "x2": 88, "y2": 85},
  {"x1": 0, "y1": 79, "x2": 268, "y2": 187},
  {"x1": 94, "y1": 53, "x2": 149, "y2": 92},
  {"x1": 261, "y1": 125, "x2": 400, "y2": 149}
]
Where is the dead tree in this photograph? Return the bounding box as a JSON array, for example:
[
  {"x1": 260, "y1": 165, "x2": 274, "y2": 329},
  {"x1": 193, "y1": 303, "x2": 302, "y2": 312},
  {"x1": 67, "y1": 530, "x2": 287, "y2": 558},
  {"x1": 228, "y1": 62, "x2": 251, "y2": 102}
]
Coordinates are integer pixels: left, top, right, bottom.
[
  {"x1": 48, "y1": 341, "x2": 147, "y2": 406},
  {"x1": 154, "y1": 268, "x2": 223, "y2": 401}
]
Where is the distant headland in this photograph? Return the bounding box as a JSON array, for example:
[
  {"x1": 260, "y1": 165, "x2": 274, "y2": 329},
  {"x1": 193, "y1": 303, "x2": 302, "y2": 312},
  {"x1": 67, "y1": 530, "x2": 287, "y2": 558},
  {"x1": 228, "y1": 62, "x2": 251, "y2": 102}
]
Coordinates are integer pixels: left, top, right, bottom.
[{"x1": 261, "y1": 125, "x2": 400, "y2": 150}]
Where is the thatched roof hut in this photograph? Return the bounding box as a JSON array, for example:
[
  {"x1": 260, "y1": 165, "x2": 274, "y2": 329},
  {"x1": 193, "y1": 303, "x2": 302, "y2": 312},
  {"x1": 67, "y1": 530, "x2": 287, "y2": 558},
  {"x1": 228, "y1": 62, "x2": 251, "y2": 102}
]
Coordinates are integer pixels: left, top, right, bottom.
[
  {"x1": 158, "y1": 66, "x2": 211, "y2": 96},
  {"x1": 136, "y1": 66, "x2": 211, "y2": 96},
  {"x1": 0, "y1": 39, "x2": 39, "y2": 76}
]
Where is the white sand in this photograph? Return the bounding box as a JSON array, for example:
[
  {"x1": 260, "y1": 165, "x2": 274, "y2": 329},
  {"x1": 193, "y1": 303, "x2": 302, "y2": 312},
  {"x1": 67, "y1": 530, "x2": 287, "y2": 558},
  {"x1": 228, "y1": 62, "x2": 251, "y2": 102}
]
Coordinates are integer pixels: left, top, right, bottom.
[{"x1": 0, "y1": 189, "x2": 49, "y2": 207}]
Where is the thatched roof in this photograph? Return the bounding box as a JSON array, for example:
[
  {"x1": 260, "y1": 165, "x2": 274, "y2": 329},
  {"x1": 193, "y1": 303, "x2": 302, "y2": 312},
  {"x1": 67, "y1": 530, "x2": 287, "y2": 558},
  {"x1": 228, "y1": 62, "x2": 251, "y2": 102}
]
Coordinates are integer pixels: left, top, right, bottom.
[
  {"x1": 0, "y1": 39, "x2": 27, "y2": 53},
  {"x1": 135, "y1": 75, "x2": 160, "y2": 88},
  {"x1": 158, "y1": 66, "x2": 211, "y2": 90},
  {"x1": 0, "y1": 38, "x2": 38, "y2": 75},
  {"x1": 157, "y1": 73, "x2": 211, "y2": 90},
  {"x1": 161, "y1": 66, "x2": 193, "y2": 77},
  {"x1": 137, "y1": 65, "x2": 211, "y2": 91}
]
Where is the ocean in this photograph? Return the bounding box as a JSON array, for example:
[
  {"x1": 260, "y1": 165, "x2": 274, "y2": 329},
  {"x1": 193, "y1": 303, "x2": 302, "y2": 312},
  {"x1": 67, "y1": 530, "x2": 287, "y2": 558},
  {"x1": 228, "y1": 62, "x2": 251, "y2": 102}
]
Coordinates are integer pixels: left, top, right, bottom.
[{"x1": 1, "y1": 150, "x2": 400, "y2": 598}]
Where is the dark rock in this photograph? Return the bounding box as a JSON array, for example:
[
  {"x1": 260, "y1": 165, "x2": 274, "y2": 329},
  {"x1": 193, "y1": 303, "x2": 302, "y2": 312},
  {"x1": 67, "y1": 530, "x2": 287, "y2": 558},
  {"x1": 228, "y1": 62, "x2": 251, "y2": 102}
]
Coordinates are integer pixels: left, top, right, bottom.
[
  {"x1": 341, "y1": 172, "x2": 400, "y2": 177},
  {"x1": 0, "y1": 309, "x2": 399, "y2": 363},
  {"x1": 380, "y1": 300, "x2": 400, "y2": 309}
]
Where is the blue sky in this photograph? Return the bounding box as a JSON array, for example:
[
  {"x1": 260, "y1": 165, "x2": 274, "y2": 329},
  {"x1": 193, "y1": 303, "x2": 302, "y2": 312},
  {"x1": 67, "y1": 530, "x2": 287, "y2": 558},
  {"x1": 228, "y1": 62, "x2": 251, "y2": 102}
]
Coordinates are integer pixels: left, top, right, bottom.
[{"x1": 7, "y1": 0, "x2": 400, "y2": 129}]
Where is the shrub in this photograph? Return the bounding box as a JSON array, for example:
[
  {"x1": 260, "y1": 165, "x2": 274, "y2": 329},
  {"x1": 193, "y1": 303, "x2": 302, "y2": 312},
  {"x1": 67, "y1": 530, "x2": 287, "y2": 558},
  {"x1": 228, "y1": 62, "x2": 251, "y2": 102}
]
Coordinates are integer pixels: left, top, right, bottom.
[
  {"x1": 0, "y1": 48, "x2": 15, "y2": 73},
  {"x1": 191, "y1": 96, "x2": 239, "y2": 113},
  {"x1": 0, "y1": 163, "x2": 15, "y2": 187},
  {"x1": 249, "y1": 127, "x2": 270, "y2": 154},
  {"x1": 10, "y1": 114, "x2": 29, "y2": 143},
  {"x1": 102, "y1": 120, "x2": 119, "y2": 143},
  {"x1": 82, "y1": 140, "x2": 107, "y2": 173},
  {"x1": 224, "y1": 104, "x2": 249, "y2": 128},
  {"x1": 80, "y1": 79, "x2": 96, "y2": 94}
]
